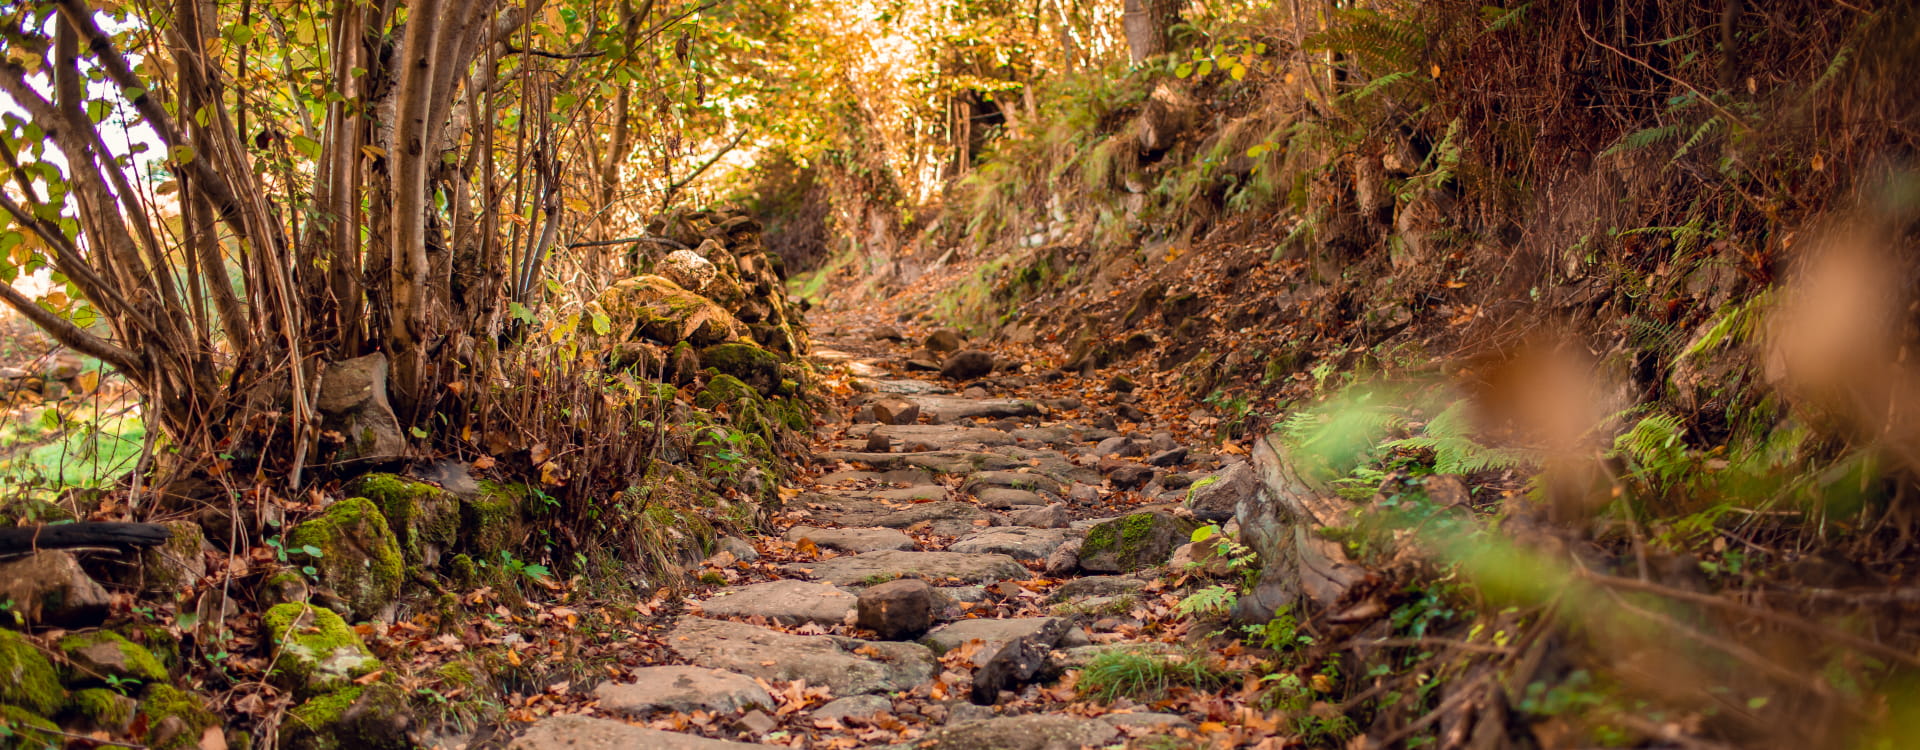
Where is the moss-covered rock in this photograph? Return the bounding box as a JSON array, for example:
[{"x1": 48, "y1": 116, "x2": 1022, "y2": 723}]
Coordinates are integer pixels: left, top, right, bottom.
[
  {"x1": 138, "y1": 684, "x2": 218, "y2": 750},
  {"x1": 264, "y1": 603, "x2": 382, "y2": 697},
  {"x1": 279, "y1": 683, "x2": 411, "y2": 750},
  {"x1": 0, "y1": 631, "x2": 63, "y2": 715},
  {"x1": 113, "y1": 624, "x2": 181, "y2": 675},
  {"x1": 769, "y1": 396, "x2": 810, "y2": 431},
  {"x1": 593, "y1": 274, "x2": 745, "y2": 347},
  {"x1": 1077, "y1": 511, "x2": 1197, "y2": 573},
  {"x1": 0, "y1": 704, "x2": 59, "y2": 748},
  {"x1": 695, "y1": 373, "x2": 763, "y2": 411},
  {"x1": 139, "y1": 522, "x2": 209, "y2": 594},
  {"x1": 699, "y1": 342, "x2": 782, "y2": 394},
  {"x1": 447, "y1": 554, "x2": 481, "y2": 588},
  {"x1": 288, "y1": 497, "x2": 404, "y2": 619},
  {"x1": 346, "y1": 473, "x2": 459, "y2": 568},
  {"x1": 67, "y1": 687, "x2": 136, "y2": 732},
  {"x1": 461, "y1": 481, "x2": 527, "y2": 558},
  {"x1": 56, "y1": 631, "x2": 168, "y2": 684},
  {"x1": 259, "y1": 567, "x2": 312, "y2": 608}
]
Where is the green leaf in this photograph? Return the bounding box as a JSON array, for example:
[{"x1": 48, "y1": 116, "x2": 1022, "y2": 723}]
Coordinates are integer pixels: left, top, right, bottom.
[
  {"x1": 291, "y1": 135, "x2": 322, "y2": 159},
  {"x1": 409, "y1": 426, "x2": 428, "y2": 439},
  {"x1": 85, "y1": 100, "x2": 110, "y2": 123},
  {"x1": 1197, "y1": 60, "x2": 1215, "y2": 77},
  {"x1": 1191, "y1": 525, "x2": 1220, "y2": 543},
  {"x1": 300, "y1": 545, "x2": 323, "y2": 557},
  {"x1": 590, "y1": 309, "x2": 611, "y2": 336},
  {"x1": 169, "y1": 145, "x2": 195, "y2": 165},
  {"x1": 509, "y1": 301, "x2": 536, "y2": 324},
  {"x1": 1174, "y1": 62, "x2": 1194, "y2": 78},
  {"x1": 1230, "y1": 64, "x2": 1248, "y2": 81}
]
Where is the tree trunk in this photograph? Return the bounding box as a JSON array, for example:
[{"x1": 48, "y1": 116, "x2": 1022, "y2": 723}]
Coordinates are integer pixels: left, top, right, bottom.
[{"x1": 1122, "y1": 0, "x2": 1183, "y2": 63}]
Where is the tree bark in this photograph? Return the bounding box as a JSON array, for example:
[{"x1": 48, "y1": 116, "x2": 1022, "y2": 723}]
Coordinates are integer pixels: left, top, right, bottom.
[{"x1": 1122, "y1": 0, "x2": 1183, "y2": 63}]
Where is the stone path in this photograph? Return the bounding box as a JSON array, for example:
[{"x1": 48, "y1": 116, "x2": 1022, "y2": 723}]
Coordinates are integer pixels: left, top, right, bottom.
[{"x1": 514, "y1": 325, "x2": 1246, "y2": 748}]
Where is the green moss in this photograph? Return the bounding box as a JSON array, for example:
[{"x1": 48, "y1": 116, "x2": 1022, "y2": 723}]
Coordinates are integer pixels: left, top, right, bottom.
[
  {"x1": 69, "y1": 687, "x2": 135, "y2": 729},
  {"x1": 462, "y1": 482, "x2": 526, "y2": 557},
  {"x1": 0, "y1": 631, "x2": 63, "y2": 715},
  {"x1": 57, "y1": 631, "x2": 168, "y2": 683},
  {"x1": 140, "y1": 521, "x2": 207, "y2": 593},
  {"x1": 769, "y1": 397, "x2": 810, "y2": 431},
  {"x1": 1080, "y1": 512, "x2": 1186, "y2": 570},
  {"x1": 347, "y1": 474, "x2": 458, "y2": 566},
  {"x1": 280, "y1": 684, "x2": 410, "y2": 750},
  {"x1": 695, "y1": 374, "x2": 763, "y2": 410},
  {"x1": 699, "y1": 342, "x2": 783, "y2": 393},
  {"x1": 0, "y1": 704, "x2": 59, "y2": 749},
  {"x1": 113, "y1": 624, "x2": 180, "y2": 673},
  {"x1": 448, "y1": 554, "x2": 480, "y2": 588},
  {"x1": 264, "y1": 603, "x2": 382, "y2": 696},
  {"x1": 139, "y1": 684, "x2": 217, "y2": 750},
  {"x1": 288, "y1": 497, "x2": 404, "y2": 618}
]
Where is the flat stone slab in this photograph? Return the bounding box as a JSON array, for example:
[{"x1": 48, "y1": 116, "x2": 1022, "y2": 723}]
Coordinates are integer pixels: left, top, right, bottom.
[
  {"x1": 592, "y1": 666, "x2": 773, "y2": 716},
  {"x1": 784, "y1": 526, "x2": 916, "y2": 553},
  {"x1": 858, "y1": 424, "x2": 1015, "y2": 448},
  {"x1": 788, "y1": 550, "x2": 1027, "y2": 587},
  {"x1": 860, "y1": 485, "x2": 947, "y2": 502},
  {"x1": 974, "y1": 487, "x2": 1047, "y2": 509},
  {"x1": 511, "y1": 716, "x2": 764, "y2": 749},
  {"x1": 666, "y1": 617, "x2": 935, "y2": 696},
  {"x1": 1101, "y1": 711, "x2": 1196, "y2": 731},
  {"x1": 813, "y1": 694, "x2": 894, "y2": 722},
  {"x1": 917, "y1": 714, "x2": 1118, "y2": 750},
  {"x1": 905, "y1": 395, "x2": 1042, "y2": 423},
  {"x1": 818, "y1": 450, "x2": 1023, "y2": 475},
  {"x1": 923, "y1": 617, "x2": 1069, "y2": 655},
  {"x1": 949, "y1": 528, "x2": 1070, "y2": 561},
  {"x1": 796, "y1": 498, "x2": 994, "y2": 531},
  {"x1": 858, "y1": 378, "x2": 952, "y2": 395},
  {"x1": 961, "y1": 470, "x2": 1065, "y2": 497},
  {"x1": 697, "y1": 580, "x2": 857, "y2": 626},
  {"x1": 817, "y1": 469, "x2": 937, "y2": 486}
]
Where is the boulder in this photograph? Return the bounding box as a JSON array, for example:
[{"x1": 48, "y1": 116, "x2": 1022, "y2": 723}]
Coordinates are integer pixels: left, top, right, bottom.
[
  {"x1": 962, "y1": 470, "x2": 1064, "y2": 497},
  {"x1": 1100, "y1": 461, "x2": 1156, "y2": 490},
  {"x1": 346, "y1": 473, "x2": 459, "y2": 568},
  {"x1": 789, "y1": 550, "x2": 1027, "y2": 587},
  {"x1": 665, "y1": 617, "x2": 935, "y2": 695},
  {"x1": 698, "y1": 580, "x2": 855, "y2": 627},
  {"x1": 280, "y1": 682, "x2": 412, "y2": 750},
  {"x1": 925, "y1": 329, "x2": 965, "y2": 353},
  {"x1": 605, "y1": 341, "x2": 664, "y2": 374},
  {"x1": 658, "y1": 248, "x2": 720, "y2": 297},
  {"x1": 135, "y1": 521, "x2": 209, "y2": 594},
  {"x1": 593, "y1": 666, "x2": 774, "y2": 716},
  {"x1": 264, "y1": 603, "x2": 382, "y2": 696},
  {"x1": 918, "y1": 714, "x2": 1119, "y2": 750},
  {"x1": 316, "y1": 353, "x2": 405, "y2": 465},
  {"x1": 593, "y1": 275, "x2": 744, "y2": 347},
  {"x1": 1232, "y1": 435, "x2": 1369, "y2": 623},
  {"x1": 923, "y1": 617, "x2": 1071, "y2": 704},
  {"x1": 1077, "y1": 512, "x2": 1195, "y2": 573},
  {"x1": 0, "y1": 550, "x2": 109, "y2": 627},
  {"x1": 940, "y1": 350, "x2": 996, "y2": 381},
  {"x1": 1146, "y1": 447, "x2": 1189, "y2": 467},
  {"x1": 975, "y1": 487, "x2": 1047, "y2": 509},
  {"x1": 700, "y1": 342, "x2": 783, "y2": 394},
  {"x1": 288, "y1": 497, "x2": 404, "y2": 619},
  {"x1": 1045, "y1": 538, "x2": 1083, "y2": 576},
  {"x1": 1093, "y1": 436, "x2": 1142, "y2": 458},
  {"x1": 870, "y1": 397, "x2": 922, "y2": 425},
  {"x1": 1185, "y1": 463, "x2": 1256, "y2": 522},
  {"x1": 856, "y1": 579, "x2": 936, "y2": 640},
  {"x1": 57, "y1": 631, "x2": 169, "y2": 684},
  {"x1": 812, "y1": 694, "x2": 892, "y2": 722}
]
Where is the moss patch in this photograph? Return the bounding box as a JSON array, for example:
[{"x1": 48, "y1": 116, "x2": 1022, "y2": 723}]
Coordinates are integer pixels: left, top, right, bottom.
[
  {"x1": 461, "y1": 482, "x2": 527, "y2": 557},
  {"x1": 68, "y1": 687, "x2": 135, "y2": 730},
  {"x1": 346, "y1": 473, "x2": 459, "y2": 567},
  {"x1": 288, "y1": 497, "x2": 404, "y2": 618},
  {"x1": 0, "y1": 631, "x2": 63, "y2": 715},
  {"x1": 699, "y1": 342, "x2": 783, "y2": 394},
  {"x1": 1078, "y1": 512, "x2": 1194, "y2": 572},
  {"x1": 139, "y1": 684, "x2": 218, "y2": 750},
  {"x1": 0, "y1": 704, "x2": 59, "y2": 748},
  {"x1": 279, "y1": 682, "x2": 409, "y2": 750},
  {"x1": 695, "y1": 373, "x2": 763, "y2": 410},
  {"x1": 57, "y1": 630, "x2": 168, "y2": 684},
  {"x1": 264, "y1": 603, "x2": 382, "y2": 696}
]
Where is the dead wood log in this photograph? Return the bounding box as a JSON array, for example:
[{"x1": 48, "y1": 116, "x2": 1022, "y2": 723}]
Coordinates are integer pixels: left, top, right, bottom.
[{"x1": 0, "y1": 522, "x2": 171, "y2": 555}]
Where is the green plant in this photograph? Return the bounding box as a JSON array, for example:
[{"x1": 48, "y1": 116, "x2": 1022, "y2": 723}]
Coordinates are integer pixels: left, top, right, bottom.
[
  {"x1": 1076, "y1": 648, "x2": 1232, "y2": 703},
  {"x1": 266, "y1": 537, "x2": 324, "y2": 579},
  {"x1": 1382, "y1": 401, "x2": 1535, "y2": 476},
  {"x1": 1176, "y1": 584, "x2": 1238, "y2": 619},
  {"x1": 1244, "y1": 605, "x2": 1312, "y2": 653},
  {"x1": 496, "y1": 551, "x2": 551, "y2": 583},
  {"x1": 103, "y1": 674, "x2": 141, "y2": 696}
]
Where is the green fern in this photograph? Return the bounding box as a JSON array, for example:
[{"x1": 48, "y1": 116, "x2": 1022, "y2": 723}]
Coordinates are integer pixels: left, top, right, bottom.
[
  {"x1": 1614, "y1": 412, "x2": 1692, "y2": 489},
  {"x1": 1601, "y1": 124, "x2": 1680, "y2": 157},
  {"x1": 1384, "y1": 401, "x2": 1536, "y2": 476},
  {"x1": 1303, "y1": 8, "x2": 1427, "y2": 74}
]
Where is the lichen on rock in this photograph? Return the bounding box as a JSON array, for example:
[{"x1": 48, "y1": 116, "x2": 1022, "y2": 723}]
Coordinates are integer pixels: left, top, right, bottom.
[
  {"x1": 1077, "y1": 511, "x2": 1196, "y2": 573},
  {"x1": 57, "y1": 630, "x2": 169, "y2": 684},
  {"x1": 287, "y1": 497, "x2": 404, "y2": 618},
  {"x1": 462, "y1": 481, "x2": 528, "y2": 558}
]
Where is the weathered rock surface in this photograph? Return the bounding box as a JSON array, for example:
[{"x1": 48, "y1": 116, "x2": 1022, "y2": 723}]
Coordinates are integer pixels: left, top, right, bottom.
[
  {"x1": 511, "y1": 716, "x2": 764, "y2": 749},
  {"x1": 784, "y1": 526, "x2": 916, "y2": 553},
  {"x1": 917, "y1": 714, "x2": 1119, "y2": 750},
  {"x1": 949, "y1": 527, "x2": 1069, "y2": 561},
  {"x1": 698, "y1": 580, "x2": 856, "y2": 626},
  {"x1": 867, "y1": 424, "x2": 1014, "y2": 448},
  {"x1": 974, "y1": 487, "x2": 1047, "y2": 508},
  {"x1": 961, "y1": 470, "x2": 1065, "y2": 497},
  {"x1": 665, "y1": 617, "x2": 934, "y2": 695},
  {"x1": 903, "y1": 395, "x2": 1042, "y2": 423},
  {"x1": 316, "y1": 353, "x2": 405, "y2": 465},
  {"x1": 857, "y1": 579, "x2": 936, "y2": 640},
  {"x1": 789, "y1": 550, "x2": 1027, "y2": 587},
  {"x1": 940, "y1": 350, "x2": 996, "y2": 380},
  {"x1": 1186, "y1": 462, "x2": 1256, "y2": 522},
  {"x1": 812, "y1": 694, "x2": 893, "y2": 722},
  {"x1": 817, "y1": 450, "x2": 1023, "y2": 475},
  {"x1": 1077, "y1": 512, "x2": 1195, "y2": 573},
  {"x1": 592, "y1": 666, "x2": 774, "y2": 716},
  {"x1": 0, "y1": 550, "x2": 110, "y2": 626},
  {"x1": 1008, "y1": 504, "x2": 1070, "y2": 529}
]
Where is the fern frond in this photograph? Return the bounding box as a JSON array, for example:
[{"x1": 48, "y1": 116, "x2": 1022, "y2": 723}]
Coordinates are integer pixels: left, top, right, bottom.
[
  {"x1": 1601, "y1": 125, "x2": 1680, "y2": 157},
  {"x1": 1304, "y1": 8, "x2": 1427, "y2": 74}
]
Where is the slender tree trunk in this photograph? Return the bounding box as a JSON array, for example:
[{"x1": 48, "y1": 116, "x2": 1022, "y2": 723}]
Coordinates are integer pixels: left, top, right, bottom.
[{"x1": 1122, "y1": 0, "x2": 1183, "y2": 63}]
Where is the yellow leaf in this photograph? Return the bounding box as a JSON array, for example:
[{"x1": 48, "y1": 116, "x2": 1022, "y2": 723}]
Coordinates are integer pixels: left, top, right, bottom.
[
  {"x1": 361, "y1": 145, "x2": 387, "y2": 159},
  {"x1": 505, "y1": 649, "x2": 522, "y2": 666},
  {"x1": 1810, "y1": 154, "x2": 1825, "y2": 172},
  {"x1": 1431, "y1": 64, "x2": 1441, "y2": 79},
  {"x1": 1199, "y1": 721, "x2": 1229, "y2": 733}
]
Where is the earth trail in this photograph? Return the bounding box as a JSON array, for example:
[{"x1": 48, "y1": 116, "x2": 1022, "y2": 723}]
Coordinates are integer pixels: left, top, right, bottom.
[{"x1": 510, "y1": 316, "x2": 1242, "y2": 749}]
